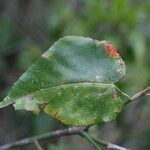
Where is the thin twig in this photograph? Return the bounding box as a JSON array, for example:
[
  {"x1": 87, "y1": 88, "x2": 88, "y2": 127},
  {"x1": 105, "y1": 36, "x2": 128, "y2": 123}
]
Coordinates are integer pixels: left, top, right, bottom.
[
  {"x1": 0, "y1": 127, "x2": 87, "y2": 150},
  {"x1": 131, "y1": 86, "x2": 150, "y2": 101},
  {"x1": 34, "y1": 140, "x2": 44, "y2": 150},
  {"x1": 125, "y1": 86, "x2": 150, "y2": 105},
  {"x1": 0, "y1": 126, "x2": 129, "y2": 150}
]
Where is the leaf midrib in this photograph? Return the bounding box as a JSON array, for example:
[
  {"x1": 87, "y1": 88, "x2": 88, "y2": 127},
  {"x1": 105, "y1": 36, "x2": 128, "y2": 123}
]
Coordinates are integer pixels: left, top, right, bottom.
[{"x1": 11, "y1": 82, "x2": 114, "y2": 99}]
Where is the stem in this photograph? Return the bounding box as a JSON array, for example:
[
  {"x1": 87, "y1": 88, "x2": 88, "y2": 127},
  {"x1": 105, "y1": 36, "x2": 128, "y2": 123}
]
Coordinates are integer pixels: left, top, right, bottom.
[
  {"x1": 81, "y1": 131, "x2": 101, "y2": 150},
  {"x1": 34, "y1": 140, "x2": 44, "y2": 150},
  {"x1": 115, "y1": 85, "x2": 132, "y2": 100}
]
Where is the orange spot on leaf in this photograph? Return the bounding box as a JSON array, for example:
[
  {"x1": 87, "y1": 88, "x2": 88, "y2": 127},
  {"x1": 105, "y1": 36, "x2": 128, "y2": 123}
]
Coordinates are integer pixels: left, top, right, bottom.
[{"x1": 104, "y1": 41, "x2": 120, "y2": 58}]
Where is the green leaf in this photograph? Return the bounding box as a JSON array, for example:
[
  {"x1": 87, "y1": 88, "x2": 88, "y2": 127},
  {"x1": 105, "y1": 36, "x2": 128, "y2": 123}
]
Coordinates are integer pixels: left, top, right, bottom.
[{"x1": 0, "y1": 36, "x2": 126, "y2": 126}]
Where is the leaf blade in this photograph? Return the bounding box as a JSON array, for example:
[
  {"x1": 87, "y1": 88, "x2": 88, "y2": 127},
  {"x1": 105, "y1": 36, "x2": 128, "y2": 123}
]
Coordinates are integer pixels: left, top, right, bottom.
[{"x1": 0, "y1": 36, "x2": 126, "y2": 125}]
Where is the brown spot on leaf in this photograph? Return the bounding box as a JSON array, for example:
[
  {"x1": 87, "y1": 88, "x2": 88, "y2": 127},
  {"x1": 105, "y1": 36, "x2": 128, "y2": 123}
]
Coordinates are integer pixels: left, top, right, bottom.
[
  {"x1": 112, "y1": 88, "x2": 117, "y2": 100},
  {"x1": 52, "y1": 111, "x2": 59, "y2": 117}
]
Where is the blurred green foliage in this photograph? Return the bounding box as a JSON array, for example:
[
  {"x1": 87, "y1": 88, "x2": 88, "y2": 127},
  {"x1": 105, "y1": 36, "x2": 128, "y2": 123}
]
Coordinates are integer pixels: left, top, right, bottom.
[{"x1": 0, "y1": 0, "x2": 149, "y2": 150}]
